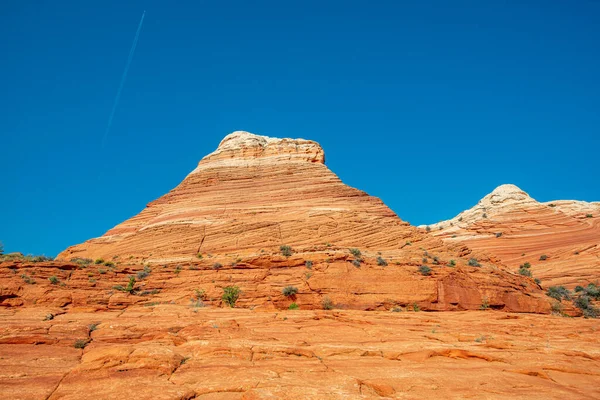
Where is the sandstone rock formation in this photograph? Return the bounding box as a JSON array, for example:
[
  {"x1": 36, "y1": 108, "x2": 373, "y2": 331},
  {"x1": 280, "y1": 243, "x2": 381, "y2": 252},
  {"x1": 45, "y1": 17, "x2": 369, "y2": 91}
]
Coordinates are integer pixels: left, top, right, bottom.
[
  {"x1": 423, "y1": 184, "x2": 600, "y2": 288},
  {"x1": 1, "y1": 305, "x2": 599, "y2": 399},
  {"x1": 52, "y1": 132, "x2": 552, "y2": 313},
  {"x1": 59, "y1": 131, "x2": 421, "y2": 262},
  {"x1": 3, "y1": 135, "x2": 599, "y2": 399}
]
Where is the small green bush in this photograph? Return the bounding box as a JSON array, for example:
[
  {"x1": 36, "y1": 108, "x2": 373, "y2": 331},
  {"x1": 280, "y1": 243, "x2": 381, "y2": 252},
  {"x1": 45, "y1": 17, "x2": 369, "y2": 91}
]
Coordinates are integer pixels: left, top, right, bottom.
[
  {"x1": 546, "y1": 286, "x2": 571, "y2": 301},
  {"x1": 586, "y1": 214, "x2": 593, "y2": 218},
  {"x1": 321, "y1": 296, "x2": 334, "y2": 310},
  {"x1": 71, "y1": 257, "x2": 93, "y2": 266},
  {"x1": 518, "y1": 264, "x2": 532, "y2": 277},
  {"x1": 425, "y1": 226, "x2": 431, "y2": 232},
  {"x1": 288, "y1": 303, "x2": 299, "y2": 310},
  {"x1": 94, "y1": 258, "x2": 104, "y2": 265},
  {"x1": 48, "y1": 276, "x2": 59, "y2": 285},
  {"x1": 74, "y1": 339, "x2": 90, "y2": 349},
  {"x1": 104, "y1": 261, "x2": 115, "y2": 268},
  {"x1": 212, "y1": 262, "x2": 222, "y2": 270},
  {"x1": 495, "y1": 232, "x2": 503, "y2": 238},
  {"x1": 305, "y1": 260, "x2": 313, "y2": 269},
  {"x1": 468, "y1": 258, "x2": 481, "y2": 267},
  {"x1": 280, "y1": 245, "x2": 292, "y2": 257},
  {"x1": 448, "y1": 259, "x2": 456, "y2": 267},
  {"x1": 222, "y1": 286, "x2": 240, "y2": 307},
  {"x1": 352, "y1": 259, "x2": 361, "y2": 268},
  {"x1": 418, "y1": 265, "x2": 432, "y2": 276},
  {"x1": 282, "y1": 286, "x2": 298, "y2": 297},
  {"x1": 539, "y1": 255, "x2": 548, "y2": 261},
  {"x1": 349, "y1": 248, "x2": 361, "y2": 258},
  {"x1": 376, "y1": 256, "x2": 388, "y2": 266}
]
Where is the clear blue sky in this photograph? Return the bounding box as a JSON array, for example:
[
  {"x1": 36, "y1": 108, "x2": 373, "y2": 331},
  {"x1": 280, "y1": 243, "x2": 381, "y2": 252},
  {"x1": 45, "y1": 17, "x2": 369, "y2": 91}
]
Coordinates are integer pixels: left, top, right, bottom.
[{"x1": 1, "y1": 1, "x2": 599, "y2": 257}]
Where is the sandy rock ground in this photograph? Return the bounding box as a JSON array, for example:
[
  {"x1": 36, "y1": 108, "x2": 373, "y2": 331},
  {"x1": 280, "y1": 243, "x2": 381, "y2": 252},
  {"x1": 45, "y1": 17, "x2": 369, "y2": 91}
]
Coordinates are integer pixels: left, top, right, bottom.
[{"x1": 1, "y1": 306, "x2": 599, "y2": 399}]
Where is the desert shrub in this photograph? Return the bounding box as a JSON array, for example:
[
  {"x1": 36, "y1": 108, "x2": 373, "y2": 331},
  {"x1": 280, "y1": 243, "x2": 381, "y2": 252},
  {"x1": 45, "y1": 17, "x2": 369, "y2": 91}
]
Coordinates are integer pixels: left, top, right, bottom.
[
  {"x1": 432, "y1": 256, "x2": 440, "y2": 265},
  {"x1": 104, "y1": 261, "x2": 115, "y2": 268},
  {"x1": 114, "y1": 276, "x2": 136, "y2": 293},
  {"x1": 422, "y1": 257, "x2": 428, "y2": 264},
  {"x1": 48, "y1": 276, "x2": 59, "y2": 285},
  {"x1": 495, "y1": 232, "x2": 503, "y2": 238},
  {"x1": 196, "y1": 253, "x2": 203, "y2": 259},
  {"x1": 305, "y1": 260, "x2": 313, "y2": 269},
  {"x1": 534, "y1": 278, "x2": 541, "y2": 285},
  {"x1": 352, "y1": 259, "x2": 361, "y2": 268},
  {"x1": 518, "y1": 263, "x2": 532, "y2": 277},
  {"x1": 349, "y1": 248, "x2": 361, "y2": 258},
  {"x1": 280, "y1": 245, "x2": 292, "y2": 257},
  {"x1": 448, "y1": 259, "x2": 456, "y2": 267},
  {"x1": 288, "y1": 303, "x2": 299, "y2": 310},
  {"x1": 482, "y1": 213, "x2": 488, "y2": 219},
  {"x1": 376, "y1": 256, "x2": 388, "y2": 266},
  {"x1": 94, "y1": 258, "x2": 104, "y2": 265},
  {"x1": 126, "y1": 276, "x2": 136, "y2": 292},
  {"x1": 550, "y1": 301, "x2": 564, "y2": 315},
  {"x1": 137, "y1": 265, "x2": 151, "y2": 280},
  {"x1": 195, "y1": 289, "x2": 207, "y2": 300},
  {"x1": 175, "y1": 265, "x2": 182, "y2": 274},
  {"x1": 222, "y1": 286, "x2": 240, "y2": 307},
  {"x1": 586, "y1": 214, "x2": 593, "y2": 218},
  {"x1": 71, "y1": 257, "x2": 93, "y2": 266},
  {"x1": 574, "y1": 285, "x2": 584, "y2": 292},
  {"x1": 88, "y1": 323, "x2": 100, "y2": 332},
  {"x1": 546, "y1": 286, "x2": 571, "y2": 301},
  {"x1": 574, "y1": 295, "x2": 599, "y2": 318},
  {"x1": 282, "y1": 286, "x2": 298, "y2": 297},
  {"x1": 98, "y1": 269, "x2": 106, "y2": 274},
  {"x1": 425, "y1": 226, "x2": 431, "y2": 232},
  {"x1": 578, "y1": 283, "x2": 600, "y2": 300},
  {"x1": 480, "y1": 297, "x2": 489, "y2": 310},
  {"x1": 391, "y1": 307, "x2": 403, "y2": 312},
  {"x1": 136, "y1": 270, "x2": 148, "y2": 280},
  {"x1": 539, "y1": 254, "x2": 548, "y2": 261},
  {"x1": 468, "y1": 258, "x2": 481, "y2": 267},
  {"x1": 412, "y1": 303, "x2": 420, "y2": 312},
  {"x1": 139, "y1": 289, "x2": 160, "y2": 296},
  {"x1": 21, "y1": 274, "x2": 35, "y2": 284},
  {"x1": 190, "y1": 299, "x2": 205, "y2": 308},
  {"x1": 321, "y1": 296, "x2": 334, "y2": 310},
  {"x1": 74, "y1": 339, "x2": 90, "y2": 349},
  {"x1": 212, "y1": 262, "x2": 222, "y2": 270},
  {"x1": 31, "y1": 255, "x2": 53, "y2": 262},
  {"x1": 418, "y1": 265, "x2": 432, "y2": 276}
]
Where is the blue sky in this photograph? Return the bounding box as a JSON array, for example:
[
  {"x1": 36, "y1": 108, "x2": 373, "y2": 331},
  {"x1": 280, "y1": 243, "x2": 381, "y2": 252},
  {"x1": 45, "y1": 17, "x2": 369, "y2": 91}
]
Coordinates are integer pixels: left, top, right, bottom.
[{"x1": 1, "y1": 1, "x2": 599, "y2": 256}]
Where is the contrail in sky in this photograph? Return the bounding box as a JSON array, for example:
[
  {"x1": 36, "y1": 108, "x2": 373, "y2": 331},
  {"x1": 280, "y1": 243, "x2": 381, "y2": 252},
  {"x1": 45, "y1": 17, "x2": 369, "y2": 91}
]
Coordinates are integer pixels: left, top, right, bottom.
[{"x1": 101, "y1": 10, "x2": 146, "y2": 148}]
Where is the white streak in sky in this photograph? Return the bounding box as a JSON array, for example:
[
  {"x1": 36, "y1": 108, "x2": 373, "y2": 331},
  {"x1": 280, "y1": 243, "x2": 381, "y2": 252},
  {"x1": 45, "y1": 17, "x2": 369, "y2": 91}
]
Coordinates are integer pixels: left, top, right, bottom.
[{"x1": 101, "y1": 10, "x2": 146, "y2": 148}]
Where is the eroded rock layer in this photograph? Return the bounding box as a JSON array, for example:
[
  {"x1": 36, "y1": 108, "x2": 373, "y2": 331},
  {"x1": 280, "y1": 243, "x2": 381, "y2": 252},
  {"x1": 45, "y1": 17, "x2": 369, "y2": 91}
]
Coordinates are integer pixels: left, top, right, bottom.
[
  {"x1": 424, "y1": 184, "x2": 600, "y2": 288},
  {"x1": 59, "y1": 132, "x2": 426, "y2": 263},
  {"x1": 1, "y1": 306, "x2": 599, "y2": 400}
]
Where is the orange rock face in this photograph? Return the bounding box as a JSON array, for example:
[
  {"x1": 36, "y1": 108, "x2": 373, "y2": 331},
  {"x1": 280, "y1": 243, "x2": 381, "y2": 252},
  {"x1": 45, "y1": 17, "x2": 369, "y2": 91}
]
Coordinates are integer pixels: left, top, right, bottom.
[
  {"x1": 424, "y1": 184, "x2": 600, "y2": 288},
  {"x1": 1, "y1": 306, "x2": 599, "y2": 399},
  {"x1": 59, "y1": 131, "x2": 419, "y2": 263},
  {"x1": 2, "y1": 136, "x2": 598, "y2": 399},
  {"x1": 52, "y1": 132, "x2": 552, "y2": 313}
]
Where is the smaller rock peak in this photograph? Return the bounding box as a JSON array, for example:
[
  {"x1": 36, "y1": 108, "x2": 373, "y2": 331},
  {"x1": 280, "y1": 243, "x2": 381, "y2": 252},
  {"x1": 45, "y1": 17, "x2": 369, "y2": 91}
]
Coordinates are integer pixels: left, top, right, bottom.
[{"x1": 487, "y1": 184, "x2": 531, "y2": 202}]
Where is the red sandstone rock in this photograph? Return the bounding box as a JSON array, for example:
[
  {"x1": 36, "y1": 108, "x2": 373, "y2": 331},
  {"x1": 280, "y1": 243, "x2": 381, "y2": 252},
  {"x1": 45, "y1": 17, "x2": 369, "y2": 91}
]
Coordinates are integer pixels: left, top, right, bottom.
[{"x1": 423, "y1": 184, "x2": 600, "y2": 288}]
